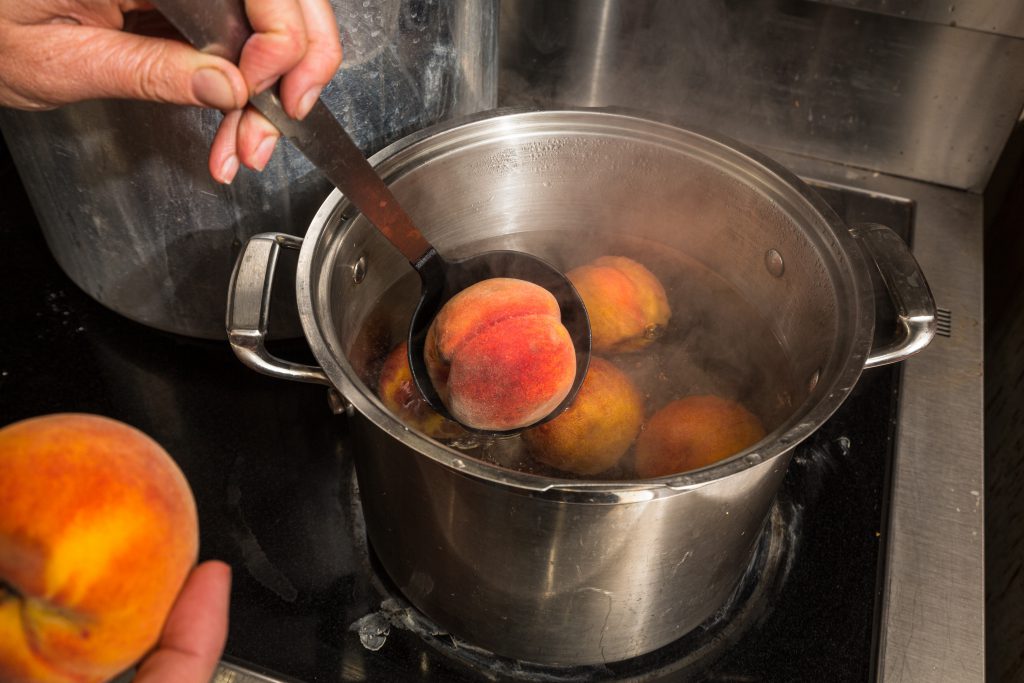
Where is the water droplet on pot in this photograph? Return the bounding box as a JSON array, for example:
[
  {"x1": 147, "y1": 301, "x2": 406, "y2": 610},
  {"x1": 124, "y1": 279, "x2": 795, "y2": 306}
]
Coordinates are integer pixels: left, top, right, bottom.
[
  {"x1": 643, "y1": 323, "x2": 664, "y2": 341},
  {"x1": 352, "y1": 256, "x2": 367, "y2": 284},
  {"x1": 450, "y1": 432, "x2": 485, "y2": 450},
  {"x1": 808, "y1": 368, "x2": 821, "y2": 392}
]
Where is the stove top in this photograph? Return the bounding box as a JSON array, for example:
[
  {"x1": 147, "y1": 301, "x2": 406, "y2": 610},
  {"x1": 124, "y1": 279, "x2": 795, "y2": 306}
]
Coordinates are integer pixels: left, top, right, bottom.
[{"x1": 1, "y1": 133, "x2": 933, "y2": 682}]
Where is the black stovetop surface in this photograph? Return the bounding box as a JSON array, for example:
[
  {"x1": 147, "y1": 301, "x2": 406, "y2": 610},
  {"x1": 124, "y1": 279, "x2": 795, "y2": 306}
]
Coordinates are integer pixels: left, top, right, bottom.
[{"x1": 1, "y1": 135, "x2": 911, "y2": 682}]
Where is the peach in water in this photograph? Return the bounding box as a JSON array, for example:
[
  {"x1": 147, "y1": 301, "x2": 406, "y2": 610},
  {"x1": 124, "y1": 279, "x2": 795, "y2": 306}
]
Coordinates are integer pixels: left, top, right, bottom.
[
  {"x1": 523, "y1": 356, "x2": 644, "y2": 476},
  {"x1": 377, "y1": 341, "x2": 466, "y2": 440},
  {"x1": 567, "y1": 256, "x2": 671, "y2": 353},
  {"x1": 635, "y1": 395, "x2": 766, "y2": 477}
]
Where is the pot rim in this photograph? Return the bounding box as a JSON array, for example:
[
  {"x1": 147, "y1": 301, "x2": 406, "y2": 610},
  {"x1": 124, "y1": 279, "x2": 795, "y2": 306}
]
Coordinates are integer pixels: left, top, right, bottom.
[{"x1": 295, "y1": 106, "x2": 876, "y2": 499}]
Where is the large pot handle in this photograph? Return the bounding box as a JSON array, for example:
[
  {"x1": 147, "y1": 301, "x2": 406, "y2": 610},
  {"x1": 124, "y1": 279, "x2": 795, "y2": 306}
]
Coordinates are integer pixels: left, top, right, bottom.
[
  {"x1": 850, "y1": 223, "x2": 937, "y2": 369},
  {"x1": 226, "y1": 233, "x2": 331, "y2": 385}
]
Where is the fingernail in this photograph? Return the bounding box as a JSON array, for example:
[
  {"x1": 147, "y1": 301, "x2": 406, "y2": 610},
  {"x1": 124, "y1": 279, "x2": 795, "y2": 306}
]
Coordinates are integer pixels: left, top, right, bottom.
[
  {"x1": 252, "y1": 135, "x2": 278, "y2": 171},
  {"x1": 296, "y1": 87, "x2": 321, "y2": 120},
  {"x1": 254, "y1": 77, "x2": 278, "y2": 95},
  {"x1": 192, "y1": 68, "x2": 238, "y2": 110},
  {"x1": 217, "y1": 155, "x2": 239, "y2": 184}
]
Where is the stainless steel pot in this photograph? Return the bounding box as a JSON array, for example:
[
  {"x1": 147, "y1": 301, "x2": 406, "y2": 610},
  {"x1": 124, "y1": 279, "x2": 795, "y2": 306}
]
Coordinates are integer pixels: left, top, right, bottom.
[
  {"x1": 0, "y1": 0, "x2": 497, "y2": 339},
  {"x1": 225, "y1": 109, "x2": 935, "y2": 665}
]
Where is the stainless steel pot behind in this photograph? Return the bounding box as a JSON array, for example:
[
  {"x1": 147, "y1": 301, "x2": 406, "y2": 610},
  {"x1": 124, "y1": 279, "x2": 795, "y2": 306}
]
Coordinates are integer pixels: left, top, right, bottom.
[
  {"x1": 0, "y1": 0, "x2": 497, "y2": 339},
  {"x1": 226, "y1": 109, "x2": 935, "y2": 665}
]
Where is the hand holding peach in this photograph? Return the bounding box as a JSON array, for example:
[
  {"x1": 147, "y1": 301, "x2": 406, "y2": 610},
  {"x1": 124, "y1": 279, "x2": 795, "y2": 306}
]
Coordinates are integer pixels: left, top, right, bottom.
[
  {"x1": 0, "y1": 413, "x2": 200, "y2": 683},
  {"x1": 134, "y1": 559, "x2": 230, "y2": 683},
  {"x1": 424, "y1": 278, "x2": 577, "y2": 432}
]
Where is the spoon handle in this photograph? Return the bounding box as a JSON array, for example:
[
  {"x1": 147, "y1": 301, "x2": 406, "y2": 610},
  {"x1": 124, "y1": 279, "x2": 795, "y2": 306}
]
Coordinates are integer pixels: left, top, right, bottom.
[
  {"x1": 151, "y1": 0, "x2": 436, "y2": 265},
  {"x1": 255, "y1": 94, "x2": 436, "y2": 265}
]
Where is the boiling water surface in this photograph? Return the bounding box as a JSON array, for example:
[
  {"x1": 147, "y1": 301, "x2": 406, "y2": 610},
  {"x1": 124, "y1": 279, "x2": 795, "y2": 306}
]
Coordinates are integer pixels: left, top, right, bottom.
[{"x1": 348, "y1": 231, "x2": 801, "y2": 481}]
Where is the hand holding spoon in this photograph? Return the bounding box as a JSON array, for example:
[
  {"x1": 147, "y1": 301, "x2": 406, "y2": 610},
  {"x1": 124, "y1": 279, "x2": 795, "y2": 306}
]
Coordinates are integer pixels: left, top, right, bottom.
[{"x1": 152, "y1": 0, "x2": 591, "y2": 435}]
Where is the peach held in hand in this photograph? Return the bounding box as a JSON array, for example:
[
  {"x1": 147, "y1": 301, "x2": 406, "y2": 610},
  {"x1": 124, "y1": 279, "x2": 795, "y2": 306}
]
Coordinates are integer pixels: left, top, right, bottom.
[
  {"x1": 378, "y1": 340, "x2": 466, "y2": 440},
  {"x1": 424, "y1": 277, "x2": 577, "y2": 432},
  {"x1": 634, "y1": 395, "x2": 766, "y2": 477},
  {"x1": 0, "y1": 413, "x2": 199, "y2": 683},
  {"x1": 567, "y1": 256, "x2": 671, "y2": 353},
  {"x1": 523, "y1": 356, "x2": 644, "y2": 476}
]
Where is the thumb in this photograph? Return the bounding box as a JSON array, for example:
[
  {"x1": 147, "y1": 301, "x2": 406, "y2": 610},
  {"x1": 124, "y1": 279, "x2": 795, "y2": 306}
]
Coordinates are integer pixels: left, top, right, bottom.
[{"x1": 0, "y1": 23, "x2": 248, "y2": 111}]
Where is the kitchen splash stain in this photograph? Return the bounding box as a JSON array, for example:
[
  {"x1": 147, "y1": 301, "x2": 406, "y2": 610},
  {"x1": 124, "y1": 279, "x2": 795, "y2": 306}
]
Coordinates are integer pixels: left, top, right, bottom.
[{"x1": 226, "y1": 455, "x2": 299, "y2": 603}]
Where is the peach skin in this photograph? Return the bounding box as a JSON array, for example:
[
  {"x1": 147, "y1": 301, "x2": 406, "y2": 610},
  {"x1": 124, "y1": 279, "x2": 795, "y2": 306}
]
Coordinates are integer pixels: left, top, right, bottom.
[
  {"x1": 0, "y1": 413, "x2": 199, "y2": 683},
  {"x1": 635, "y1": 395, "x2": 766, "y2": 477},
  {"x1": 378, "y1": 340, "x2": 466, "y2": 441},
  {"x1": 523, "y1": 356, "x2": 644, "y2": 476},
  {"x1": 424, "y1": 278, "x2": 577, "y2": 432},
  {"x1": 567, "y1": 256, "x2": 671, "y2": 353}
]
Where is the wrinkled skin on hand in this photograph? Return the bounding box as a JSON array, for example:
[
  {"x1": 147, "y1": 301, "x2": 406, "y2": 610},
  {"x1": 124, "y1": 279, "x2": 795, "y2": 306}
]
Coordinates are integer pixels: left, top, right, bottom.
[{"x1": 0, "y1": 0, "x2": 342, "y2": 183}]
